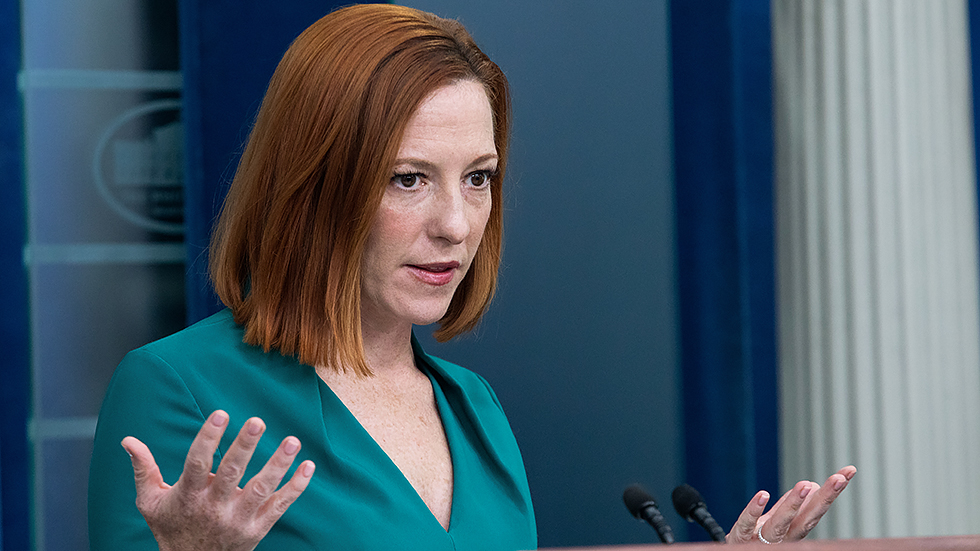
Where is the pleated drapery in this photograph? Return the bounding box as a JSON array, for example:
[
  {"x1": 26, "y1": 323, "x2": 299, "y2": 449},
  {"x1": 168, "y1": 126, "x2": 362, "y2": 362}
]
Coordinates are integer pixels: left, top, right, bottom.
[{"x1": 773, "y1": 0, "x2": 980, "y2": 538}]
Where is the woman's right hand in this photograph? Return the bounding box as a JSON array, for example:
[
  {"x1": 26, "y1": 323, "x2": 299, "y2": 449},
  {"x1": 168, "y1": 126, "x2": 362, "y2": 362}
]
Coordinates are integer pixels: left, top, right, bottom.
[{"x1": 120, "y1": 410, "x2": 315, "y2": 551}]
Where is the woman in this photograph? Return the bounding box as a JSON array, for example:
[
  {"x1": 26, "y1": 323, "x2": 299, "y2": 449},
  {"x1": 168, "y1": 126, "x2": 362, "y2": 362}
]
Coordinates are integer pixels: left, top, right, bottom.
[
  {"x1": 88, "y1": 4, "x2": 853, "y2": 550},
  {"x1": 90, "y1": 5, "x2": 532, "y2": 550}
]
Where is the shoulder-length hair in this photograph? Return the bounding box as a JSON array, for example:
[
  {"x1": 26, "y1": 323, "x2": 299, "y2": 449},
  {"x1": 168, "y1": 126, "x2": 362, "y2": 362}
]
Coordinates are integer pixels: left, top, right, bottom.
[{"x1": 209, "y1": 4, "x2": 510, "y2": 375}]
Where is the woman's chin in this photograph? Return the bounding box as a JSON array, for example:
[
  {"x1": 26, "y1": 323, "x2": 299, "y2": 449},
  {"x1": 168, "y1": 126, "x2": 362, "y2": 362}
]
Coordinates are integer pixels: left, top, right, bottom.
[
  {"x1": 409, "y1": 302, "x2": 454, "y2": 327},
  {"x1": 413, "y1": 310, "x2": 451, "y2": 327}
]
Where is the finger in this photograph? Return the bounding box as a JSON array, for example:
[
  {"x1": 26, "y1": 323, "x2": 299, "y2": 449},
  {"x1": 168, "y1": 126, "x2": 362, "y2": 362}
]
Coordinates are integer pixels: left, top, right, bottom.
[
  {"x1": 800, "y1": 480, "x2": 822, "y2": 509},
  {"x1": 766, "y1": 483, "x2": 799, "y2": 514},
  {"x1": 761, "y1": 480, "x2": 812, "y2": 544},
  {"x1": 256, "y1": 460, "x2": 316, "y2": 528},
  {"x1": 726, "y1": 490, "x2": 770, "y2": 544},
  {"x1": 210, "y1": 417, "x2": 266, "y2": 501},
  {"x1": 787, "y1": 467, "x2": 856, "y2": 540},
  {"x1": 122, "y1": 436, "x2": 168, "y2": 492},
  {"x1": 799, "y1": 468, "x2": 853, "y2": 520},
  {"x1": 122, "y1": 436, "x2": 170, "y2": 514},
  {"x1": 752, "y1": 484, "x2": 794, "y2": 529},
  {"x1": 238, "y1": 436, "x2": 301, "y2": 514},
  {"x1": 178, "y1": 410, "x2": 230, "y2": 491}
]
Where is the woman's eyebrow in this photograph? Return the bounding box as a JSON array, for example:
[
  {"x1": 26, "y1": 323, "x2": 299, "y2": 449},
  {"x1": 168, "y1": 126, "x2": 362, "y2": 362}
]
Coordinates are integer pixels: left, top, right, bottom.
[
  {"x1": 467, "y1": 153, "x2": 499, "y2": 169},
  {"x1": 392, "y1": 153, "x2": 499, "y2": 173}
]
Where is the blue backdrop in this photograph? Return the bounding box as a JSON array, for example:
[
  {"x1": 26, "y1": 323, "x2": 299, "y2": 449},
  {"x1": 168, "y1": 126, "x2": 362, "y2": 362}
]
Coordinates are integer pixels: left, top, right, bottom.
[
  {"x1": 971, "y1": 1, "x2": 980, "y2": 254},
  {"x1": 671, "y1": 0, "x2": 780, "y2": 532},
  {"x1": 0, "y1": 0, "x2": 29, "y2": 547}
]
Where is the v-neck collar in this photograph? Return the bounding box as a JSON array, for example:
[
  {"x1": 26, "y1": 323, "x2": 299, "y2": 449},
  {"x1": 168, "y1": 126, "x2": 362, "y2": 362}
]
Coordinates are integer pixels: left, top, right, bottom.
[{"x1": 314, "y1": 334, "x2": 462, "y2": 536}]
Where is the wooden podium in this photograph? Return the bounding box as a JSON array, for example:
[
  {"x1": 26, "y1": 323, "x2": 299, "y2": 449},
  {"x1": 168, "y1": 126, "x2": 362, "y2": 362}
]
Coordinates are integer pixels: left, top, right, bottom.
[{"x1": 539, "y1": 534, "x2": 980, "y2": 550}]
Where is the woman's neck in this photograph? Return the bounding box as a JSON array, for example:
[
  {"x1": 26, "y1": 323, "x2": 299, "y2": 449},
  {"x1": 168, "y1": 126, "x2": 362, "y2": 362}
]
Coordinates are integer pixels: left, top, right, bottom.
[{"x1": 359, "y1": 319, "x2": 417, "y2": 377}]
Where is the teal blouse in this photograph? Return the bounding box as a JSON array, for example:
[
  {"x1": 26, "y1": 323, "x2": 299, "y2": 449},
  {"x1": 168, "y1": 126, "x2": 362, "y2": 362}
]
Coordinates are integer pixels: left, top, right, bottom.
[{"x1": 88, "y1": 309, "x2": 536, "y2": 550}]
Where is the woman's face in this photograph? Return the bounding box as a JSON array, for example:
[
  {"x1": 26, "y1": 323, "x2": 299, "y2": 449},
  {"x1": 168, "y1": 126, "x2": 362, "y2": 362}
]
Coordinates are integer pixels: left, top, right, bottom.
[{"x1": 360, "y1": 79, "x2": 496, "y2": 334}]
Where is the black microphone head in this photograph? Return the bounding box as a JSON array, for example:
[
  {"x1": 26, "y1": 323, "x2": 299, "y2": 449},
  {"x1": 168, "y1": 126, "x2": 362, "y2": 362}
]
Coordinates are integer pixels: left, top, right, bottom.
[
  {"x1": 623, "y1": 484, "x2": 658, "y2": 519},
  {"x1": 671, "y1": 483, "x2": 705, "y2": 521}
]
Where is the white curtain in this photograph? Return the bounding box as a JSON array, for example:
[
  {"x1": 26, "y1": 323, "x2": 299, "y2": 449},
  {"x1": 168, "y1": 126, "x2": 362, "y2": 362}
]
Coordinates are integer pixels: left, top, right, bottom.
[{"x1": 773, "y1": 0, "x2": 980, "y2": 538}]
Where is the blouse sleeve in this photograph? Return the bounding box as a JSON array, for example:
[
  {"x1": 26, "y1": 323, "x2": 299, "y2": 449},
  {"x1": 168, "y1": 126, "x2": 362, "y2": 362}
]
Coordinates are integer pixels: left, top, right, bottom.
[{"x1": 87, "y1": 348, "x2": 210, "y2": 550}]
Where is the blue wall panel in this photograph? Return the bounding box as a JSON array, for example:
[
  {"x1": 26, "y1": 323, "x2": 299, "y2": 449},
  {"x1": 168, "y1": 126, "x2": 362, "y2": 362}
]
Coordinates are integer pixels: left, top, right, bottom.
[
  {"x1": 0, "y1": 0, "x2": 30, "y2": 548},
  {"x1": 971, "y1": 1, "x2": 980, "y2": 281},
  {"x1": 671, "y1": 0, "x2": 779, "y2": 537}
]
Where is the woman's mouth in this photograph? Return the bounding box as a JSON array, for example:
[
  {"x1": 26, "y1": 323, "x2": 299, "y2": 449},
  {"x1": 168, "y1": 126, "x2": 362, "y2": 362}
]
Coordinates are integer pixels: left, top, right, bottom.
[{"x1": 408, "y1": 261, "x2": 460, "y2": 286}]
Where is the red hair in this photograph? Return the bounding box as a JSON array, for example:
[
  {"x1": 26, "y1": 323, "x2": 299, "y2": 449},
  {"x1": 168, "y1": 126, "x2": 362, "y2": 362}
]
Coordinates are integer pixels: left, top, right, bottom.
[{"x1": 209, "y1": 4, "x2": 510, "y2": 375}]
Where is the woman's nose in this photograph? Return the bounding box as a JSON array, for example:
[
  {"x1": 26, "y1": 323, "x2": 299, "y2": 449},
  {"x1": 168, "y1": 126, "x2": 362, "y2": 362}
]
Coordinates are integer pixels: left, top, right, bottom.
[{"x1": 428, "y1": 185, "x2": 469, "y2": 244}]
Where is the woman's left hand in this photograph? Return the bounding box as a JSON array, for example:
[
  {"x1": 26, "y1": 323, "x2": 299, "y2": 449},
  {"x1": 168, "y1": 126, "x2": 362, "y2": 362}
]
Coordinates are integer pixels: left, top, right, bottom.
[{"x1": 726, "y1": 465, "x2": 857, "y2": 544}]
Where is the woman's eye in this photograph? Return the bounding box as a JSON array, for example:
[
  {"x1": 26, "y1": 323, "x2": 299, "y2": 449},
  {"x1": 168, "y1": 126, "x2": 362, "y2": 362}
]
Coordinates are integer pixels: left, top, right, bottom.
[
  {"x1": 467, "y1": 170, "x2": 495, "y2": 188},
  {"x1": 392, "y1": 173, "x2": 422, "y2": 189}
]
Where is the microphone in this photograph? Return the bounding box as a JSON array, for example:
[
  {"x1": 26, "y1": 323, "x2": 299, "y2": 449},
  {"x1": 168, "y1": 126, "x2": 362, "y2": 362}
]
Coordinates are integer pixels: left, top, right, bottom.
[
  {"x1": 623, "y1": 484, "x2": 675, "y2": 544},
  {"x1": 671, "y1": 483, "x2": 726, "y2": 542}
]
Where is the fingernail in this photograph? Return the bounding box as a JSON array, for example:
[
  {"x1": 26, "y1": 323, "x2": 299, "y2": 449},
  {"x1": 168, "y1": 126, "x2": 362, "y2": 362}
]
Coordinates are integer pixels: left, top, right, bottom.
[
  {"x1": 800, "y1": 484, "x2": 812, "y2": 499},
  {"x1": 211, "y1": 411, "x2": 228, "y2": 427},
  {"x1": 758, "y1": 491, "x2": 769, "y2": 506},
  {"x1": 302, "y1": 461, "x2": 315, "y2": 477},
  {"x1": 120, "y1": 442, "x2": 133, "y2": 459},
  {"x1": 247, "y1": 420, "x2": 263, "y2": 436},
  {"x1": 834, "y1": 477, "x2": 846, "y2": 491},
  {"x1": 283, "y1": 438, "x2": 299, "y2": 455}
]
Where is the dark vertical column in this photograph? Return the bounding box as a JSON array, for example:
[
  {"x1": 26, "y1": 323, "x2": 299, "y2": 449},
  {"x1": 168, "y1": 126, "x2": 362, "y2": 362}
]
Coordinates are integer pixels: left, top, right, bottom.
[
  {"x1": 970, "y1": 1, "x2": 980, "y2": 315},
  {"x1": 0, "y1": 0, "x2": 30, "y2": 548},
  {"x1": 671, "y1": 0, "x2": 779, "y2": 536},
  {"x1": 179, "y1": 1, "x2": 364, "y2": 322}
]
